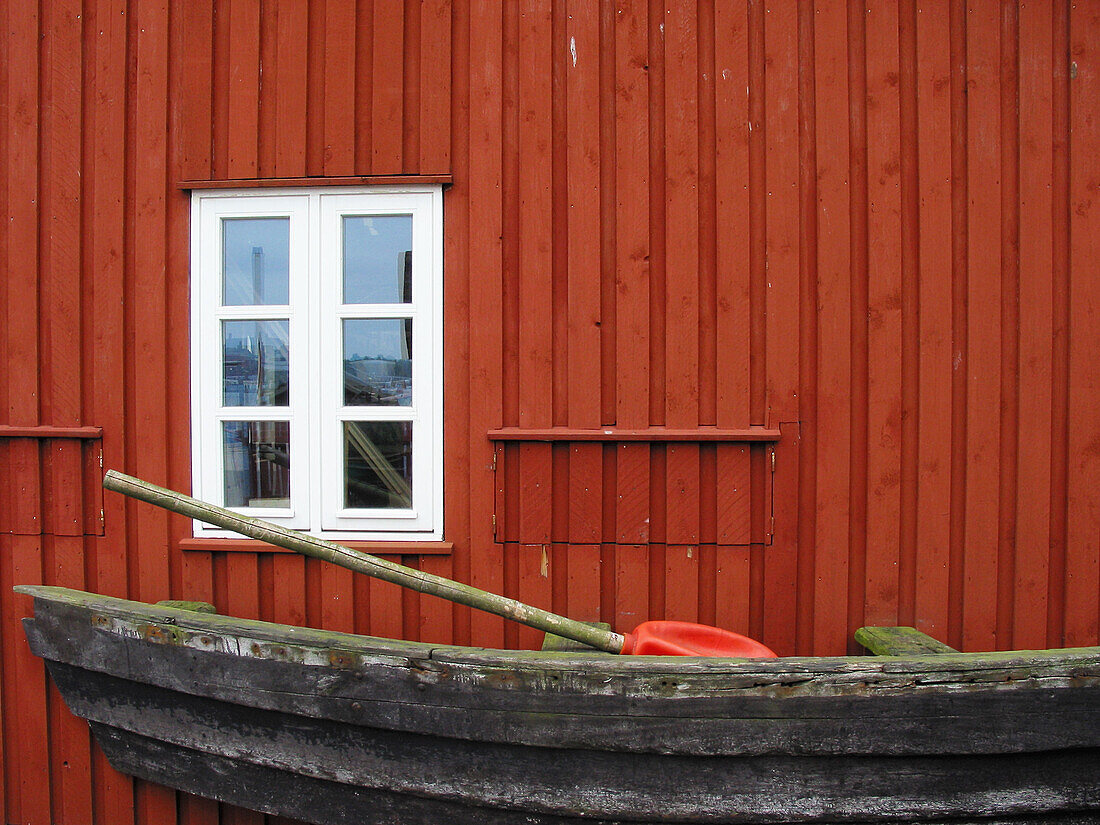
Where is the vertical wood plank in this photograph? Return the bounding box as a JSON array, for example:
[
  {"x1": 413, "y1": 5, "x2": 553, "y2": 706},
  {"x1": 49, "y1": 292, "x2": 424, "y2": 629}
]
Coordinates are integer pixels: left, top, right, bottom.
[
  {"x1": 517, "y1": 444, "x2": 552, "y2": 543},
  {"x1": 368, "y1": 558, "x2": 405, "y2": 640},
  {"x1": 177, "y1": 2, "x2": 213, "y2": 180},
  {"x1": 663, "y1": 0, "x2": 700, "y2": 434},
  {"x1": 372, "y1": 0, "x2": 405, "y2": 172},
  {"x1": 565, "y1": 0, "x2": 602, "y2": 432},
  {"x1": 4, "y1": 0, "x2": 41, "y2": 431},
  {"x1": 895, "y1": 0, "x2": 919, "y2": 632},
  {"x1": 466, "y1": 0, "x2": 506, "y2": 648},
  {"x1": 272, "y1": 554, "x2": 308, "y2": 627},
  {"x1": 305, "y1": 0, "x2": 326, "y2": 175},
  {"x1": 178, "y1": 794, "x2": 219, "y2": 825},
  {"x1": 1064, "y1": 0, "x2": 1100, "y2": 647},
  {"x1": 862, "y1": 0, "x2": 903, "y2": 628},
  {"x1": 664, "y1": 544, "x2": 699, "y2": 623},
  {"x1": 7, "y1": 441, "x2": 43, "y2": 536},
  {"x1": 319, "y1": 564, "x2": 355, "y2": 633},
  {"x1": 517, "y1": 1, "x2": 554, "y2": 432},
  {"x1": 994, "y1": 0, "x2": 1022, "y2": 651},
  {"x1": 714, "y1": 0, "x2": 751, "y2": 431},
  {"x1": 715, "y1": 544, "x2": 752, "y2": 636},
  {"x1": 0, "y1": 538, "x2": 11, "y2": 825},
  {"x1": 567, "y1": 444, "x2": 602, "y2": 543},
  {"x1": 89, "y1": 0, "x2": 129, "y2": 601},
  {"x1": 793, "y1": 0, "x2": 819, "y2": 653},
  {"x1": 716, "y1": 444, "x2": 751, "y2": 545},
  {"x1": 444, "y1": 0, "x2": 473, "y2": 644},
  {"x1": 760, "y1": 0, "x2": 799, "y2": 655},
  {"x1": 844, "y1": 0, "x2": 871, "y2": 647},
  {"x1": 614, "y1": 0, "x2": 650, "y2": 428},
  {"x1": 225, "y1": 554, "x2": 260, "y2": 619},
  {"x1": 48, "y1": 529, "x2": 93, "y2": 825},
  {"x1": 135, "y1": 777, "x2": 177, "y2": 825},
  {"x1": 962, "y1": 0, "x2": 1002, "y2": 651},
  {"x1": 663, "y1": 0, "x2": 704, "y2": 562},
  {"x1": 274, "y1": 0, "x2": 309, "y2": 178},
  {"x1": 87, "y1": 3, "x2": 134, "y2": 821},
  {"x1": 323, "y1": 0, "x2": 356, "y2": 175},
  {"x1": 42, "y1": 0, "x2": 84, "y2": 437},
  {"x1": 665, "y1": 443, "x2": 700, "y2": 544},
  {"x1": 614, "y1": 544, "x2": 649, "y2": 633},
  {"x1": 0, "y1": 536, "x2": 14, "y2": 825},
  {"x1": 419, "y1": 555, "x2": 454, "y2": 643},
  {"x1": 1011, "y1": 0, "x2": 1054, "y2": 650},
  {"x1": 913, "y1": 0, "x2": 953, "y2": 644},
  {"x1": 517, "y1": 543, "x2": 553, "y2": 650},
  {"x1": 165, "y1": 0, "x2": 195, "y2": 600},
  {"x1": 1045, "y1": 0, "x2": 1071, "y2": 649},
  {"x1": 11, "y1": 535, "x2": 51, "y2": 825},
  {"x1": 615, "y1": 444, "x2": 650, "y2": 544},
  {"x1": 256, "y1": 0, "x2": 278, "y2": 178},
  {"x1": 180, "y1": 550, "x2": 215, "y2": 605},
  {"x1": 131, "y1": 0, "x2": 172, "y2": 604},
  {"x1": 226, "y1": 0, "x2": 260, "y2": 178},
  {"x1": 419, "y1": 0, "x2": 452, "y2": 172},
  {"x1": 565, "y1": 543, "x2": 602, "y2": 623},
  {"x1": 810, "y1": 0, "x2": 852, "y2": 658},
  {"x1": 403, "y1": 0, "x2": 422, "y2": 171}
]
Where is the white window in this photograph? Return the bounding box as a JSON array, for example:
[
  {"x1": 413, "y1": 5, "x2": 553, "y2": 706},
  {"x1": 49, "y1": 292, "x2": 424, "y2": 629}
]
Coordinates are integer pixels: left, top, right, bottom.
[{"x1": 190, "y1": 187, "x2": 443, "y2": 539}]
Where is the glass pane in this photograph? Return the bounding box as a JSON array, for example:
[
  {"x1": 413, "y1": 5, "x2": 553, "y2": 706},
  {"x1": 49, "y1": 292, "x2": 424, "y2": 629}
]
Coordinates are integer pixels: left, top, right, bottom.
[
  {"x1": 223, "y1": 320, "x2": 289, "y2": 406},
  {"x1": 343, "y1": 215, "x2": 413, "y2": 304},
  {"x1": 343, "y1": 319, "x2": 412, "y2": 406},
  {"x1": 222, "y1": 421, "x2": 290, "y2": 508},
  {"x1": 344, "y1": 421, "x2": 412, "y2": 509},
  {"x1": 223, "y1": 217, "x2": 290, "y2": 305}
]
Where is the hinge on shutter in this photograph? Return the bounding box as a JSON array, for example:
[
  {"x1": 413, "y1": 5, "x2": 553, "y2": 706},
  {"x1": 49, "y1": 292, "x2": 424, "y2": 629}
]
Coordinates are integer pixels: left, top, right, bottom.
[{"x1": 491, "y1": 513, "x2": 497, "y2": 538}]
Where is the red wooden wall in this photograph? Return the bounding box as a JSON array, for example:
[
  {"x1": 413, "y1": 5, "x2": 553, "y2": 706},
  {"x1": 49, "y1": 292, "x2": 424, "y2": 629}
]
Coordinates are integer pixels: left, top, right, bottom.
[{"x1": 2, "y1": 2, "x2": 1099, "y2": 824}]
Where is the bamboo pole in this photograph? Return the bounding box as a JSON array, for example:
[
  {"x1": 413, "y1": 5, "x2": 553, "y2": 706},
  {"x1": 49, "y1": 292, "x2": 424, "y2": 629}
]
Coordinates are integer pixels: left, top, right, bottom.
[{"x1": 103, "y1": 470, "x2": 626, "y2": 654}]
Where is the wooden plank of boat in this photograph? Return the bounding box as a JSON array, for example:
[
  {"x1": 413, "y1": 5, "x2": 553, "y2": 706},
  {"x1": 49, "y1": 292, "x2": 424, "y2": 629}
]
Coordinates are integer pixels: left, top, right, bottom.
[{"x1": 17, "y1": 585, "x2": 1100, "y2": 824}]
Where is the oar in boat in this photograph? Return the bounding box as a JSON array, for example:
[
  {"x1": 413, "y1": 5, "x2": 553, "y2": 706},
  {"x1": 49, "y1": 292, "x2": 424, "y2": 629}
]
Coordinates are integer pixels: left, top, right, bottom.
[{"x1": 103, "y1": 470, "x2": 776, "y2": 658}]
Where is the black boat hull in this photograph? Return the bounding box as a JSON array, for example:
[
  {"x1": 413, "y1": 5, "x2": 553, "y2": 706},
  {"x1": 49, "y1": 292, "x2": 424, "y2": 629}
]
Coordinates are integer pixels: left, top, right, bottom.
[{"x1": 19, "y1": 586, "x2": 1100, "y2": 824}]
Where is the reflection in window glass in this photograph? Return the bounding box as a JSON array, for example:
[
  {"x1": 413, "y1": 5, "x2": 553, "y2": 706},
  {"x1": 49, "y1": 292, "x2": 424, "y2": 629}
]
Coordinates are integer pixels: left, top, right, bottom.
[
  {"x1": 223, "y1": 217, "x2": 290, "y2": 305},
  {"x1": 223, "y1": 320, "x2": 290, "y2": 406},
  {"x1": 344, "y1": 421, "x2": 412, "y2": 509},
  {"x1": 343, "y1": 319, "x2": 411, "y2": 406},
  {"x1": 343, "y1": 215, "x2": 412, "y2": 304},
  {"x1": 223, "y1": 421, "x2": 290, "y2": 507}
]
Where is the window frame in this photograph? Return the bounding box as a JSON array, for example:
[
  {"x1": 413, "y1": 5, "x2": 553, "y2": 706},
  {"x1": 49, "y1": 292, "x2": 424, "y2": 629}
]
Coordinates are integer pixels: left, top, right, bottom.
[{"x1": 190, "y1": 186, "x2": 444, "y2": 541}]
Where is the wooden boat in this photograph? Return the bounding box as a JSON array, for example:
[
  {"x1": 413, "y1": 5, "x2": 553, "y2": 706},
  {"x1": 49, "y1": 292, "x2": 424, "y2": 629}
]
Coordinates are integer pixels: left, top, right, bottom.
[{"x1": 17, "y1": 584, "x2": 1100, "y2": 825}]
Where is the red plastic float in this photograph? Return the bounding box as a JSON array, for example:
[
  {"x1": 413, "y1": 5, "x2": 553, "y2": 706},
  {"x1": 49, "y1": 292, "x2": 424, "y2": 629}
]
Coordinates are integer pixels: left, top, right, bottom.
[{"x1": 620, "y1": 620, "x2": 778, "y2": 657}]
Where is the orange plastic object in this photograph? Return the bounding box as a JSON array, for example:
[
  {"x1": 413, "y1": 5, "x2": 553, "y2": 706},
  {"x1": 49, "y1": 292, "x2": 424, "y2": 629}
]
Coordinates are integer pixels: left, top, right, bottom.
[{"x1": 620, "y1": 620, "x2": 778, "y2": 658}]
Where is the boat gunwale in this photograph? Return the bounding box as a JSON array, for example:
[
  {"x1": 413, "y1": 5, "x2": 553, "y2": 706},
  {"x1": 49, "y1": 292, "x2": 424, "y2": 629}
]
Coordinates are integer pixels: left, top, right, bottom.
[
  {"x1": 19, "y1": 585, "x2": 1100, "y2": 761},
  {"x1": 17, "y1": 585, "x2": 1100, "y2": 680}
]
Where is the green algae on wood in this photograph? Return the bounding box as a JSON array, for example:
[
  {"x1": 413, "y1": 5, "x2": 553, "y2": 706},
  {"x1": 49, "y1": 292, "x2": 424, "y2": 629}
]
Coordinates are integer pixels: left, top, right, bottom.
[
  {"x1": 156, "y1": 600, "x2": 217, "y2": 614},
  {"x1": 855, "y1": 626, "x2": 958, "y2": 656}
]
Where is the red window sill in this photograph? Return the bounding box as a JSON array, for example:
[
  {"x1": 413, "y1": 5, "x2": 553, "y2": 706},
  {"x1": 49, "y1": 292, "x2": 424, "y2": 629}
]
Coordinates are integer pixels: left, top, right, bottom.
[{"x1": 179, "y1": 537, "x2": 453, "y2": 555}]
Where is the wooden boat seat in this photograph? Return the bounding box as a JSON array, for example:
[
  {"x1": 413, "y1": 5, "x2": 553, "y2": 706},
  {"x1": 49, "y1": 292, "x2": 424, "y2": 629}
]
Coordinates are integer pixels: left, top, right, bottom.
[{"x1": 855, "y1": 625, "x2": 958, "y2": 656}]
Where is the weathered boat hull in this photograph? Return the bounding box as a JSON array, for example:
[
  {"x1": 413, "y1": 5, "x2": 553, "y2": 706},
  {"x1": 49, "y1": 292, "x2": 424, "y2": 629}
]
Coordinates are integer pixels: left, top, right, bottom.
[{"x1": 18, "y1": 586, "x2": 1100, "y2": 824}]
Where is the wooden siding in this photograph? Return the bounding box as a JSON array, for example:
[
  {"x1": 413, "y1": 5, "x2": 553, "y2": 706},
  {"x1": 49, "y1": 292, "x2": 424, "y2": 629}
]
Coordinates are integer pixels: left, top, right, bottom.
[{"x1": 0, "y1": 2, "x2": 1098, "y2": 825}]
